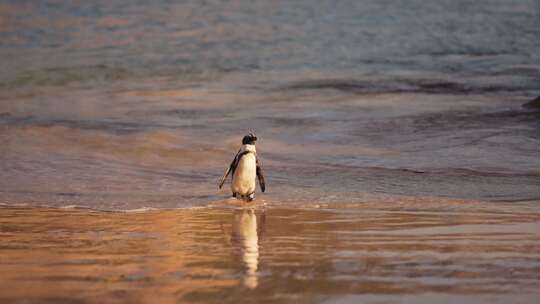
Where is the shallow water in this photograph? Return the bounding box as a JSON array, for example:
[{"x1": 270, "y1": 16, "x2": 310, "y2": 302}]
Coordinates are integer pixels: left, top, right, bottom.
[
  {"x1": 1, "y1": 203, "x2": 540, "y2": 304},
  {"x1": 2, "y1": 87, "x2": 540, "y2": 209}
]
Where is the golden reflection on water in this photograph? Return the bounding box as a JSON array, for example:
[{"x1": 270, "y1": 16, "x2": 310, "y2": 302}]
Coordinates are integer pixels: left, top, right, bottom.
[
  {"x1": 1, "y1": 203, "x2": 540, "y2": 304},
  {"x1": 229, "y1": 209, "x2": 263, "y2": 289}
]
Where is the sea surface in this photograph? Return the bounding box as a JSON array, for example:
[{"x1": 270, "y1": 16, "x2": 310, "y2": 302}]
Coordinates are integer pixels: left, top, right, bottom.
[{"x1": 1, "y1": 0, "x2": 540, "y2": 303}]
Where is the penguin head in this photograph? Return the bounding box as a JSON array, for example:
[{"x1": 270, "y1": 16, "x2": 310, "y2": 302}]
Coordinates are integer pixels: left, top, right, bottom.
[{"x1": 242, "y1": 133, "x2": 257, "y2": 145}]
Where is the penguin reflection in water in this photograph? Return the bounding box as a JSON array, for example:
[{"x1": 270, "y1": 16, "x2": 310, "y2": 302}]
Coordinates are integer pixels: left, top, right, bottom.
[
  {"x1": 219, "y1": 133, "x2": 266, "y2": 201},
  {"x1": 219, "y1": 209, "x2": 265, "y2": 289},
  {"x1": 229, "y1": 208, "x2": 265, "y2": 289}
]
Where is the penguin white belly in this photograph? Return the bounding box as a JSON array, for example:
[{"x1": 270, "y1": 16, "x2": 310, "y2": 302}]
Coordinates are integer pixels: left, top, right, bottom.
[{"x1": 232, "y1": 153, "x2": 257, "y2": 196}]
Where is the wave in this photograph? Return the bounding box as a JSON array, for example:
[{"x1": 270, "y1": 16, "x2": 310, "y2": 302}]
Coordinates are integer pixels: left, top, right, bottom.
[
  {"x1": 0, "y1": 65, "x2": 129, "y2": 89},
  {"x1": 282, "y1": 78, "x2": 537, "y2": 95},
  {"x1": 0, "y1": 202, "x2": 206, "y2": 213},
  {"x1": 0, "y1": 113, "x2": 173, "y2": 133}
]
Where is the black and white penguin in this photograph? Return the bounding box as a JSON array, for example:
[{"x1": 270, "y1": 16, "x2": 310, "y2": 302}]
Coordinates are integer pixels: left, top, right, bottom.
[{"x1": 218, "y1": 133, "x2": 266, "y2": 201}]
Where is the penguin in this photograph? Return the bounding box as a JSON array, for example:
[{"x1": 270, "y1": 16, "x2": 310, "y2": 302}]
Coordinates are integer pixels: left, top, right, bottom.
[{"x1": 218, "y1": 133, "x2": 266, "y2": 201}]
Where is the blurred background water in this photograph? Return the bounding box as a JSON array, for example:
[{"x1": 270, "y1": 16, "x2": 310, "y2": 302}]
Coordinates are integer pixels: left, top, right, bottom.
[
  {"x1": 2, "y1": 0, "x2": 540, "y2": 91},
  {"x1": 1, "y1": 0, "x2": 540, "y2": 209}
]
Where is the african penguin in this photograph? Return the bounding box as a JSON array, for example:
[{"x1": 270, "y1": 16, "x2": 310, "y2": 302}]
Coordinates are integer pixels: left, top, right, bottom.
[{"x1": 218, "y1": 133, "x2": 266, "y2": 201}]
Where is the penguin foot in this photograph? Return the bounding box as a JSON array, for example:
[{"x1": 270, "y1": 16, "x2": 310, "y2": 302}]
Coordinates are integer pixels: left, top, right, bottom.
[{"x1": 232, "y1": 193, "x2": 255, "y2": 202}]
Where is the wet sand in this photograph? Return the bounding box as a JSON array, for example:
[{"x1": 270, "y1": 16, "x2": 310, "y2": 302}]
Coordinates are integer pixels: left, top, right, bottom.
[{"x1": 1, "y1": 201, "x2": 539, "y2": 304}]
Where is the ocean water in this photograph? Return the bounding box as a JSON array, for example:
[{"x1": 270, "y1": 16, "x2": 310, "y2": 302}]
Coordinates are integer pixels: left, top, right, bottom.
[{"x1": 1, "y1": 1, "x2": 540, "y2": 302}]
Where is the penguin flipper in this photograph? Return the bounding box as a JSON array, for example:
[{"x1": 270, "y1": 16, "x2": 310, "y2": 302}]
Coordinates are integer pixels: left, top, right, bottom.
[
  {"x1": 219, "y1": 152, "x2": 241, "y2": 189},
  {"x1": 218, "y1": 165, "x2": 232, "y2": 189},
  {"x1": 256, "y1": 158, "x2": 266, "y2": 192}
]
